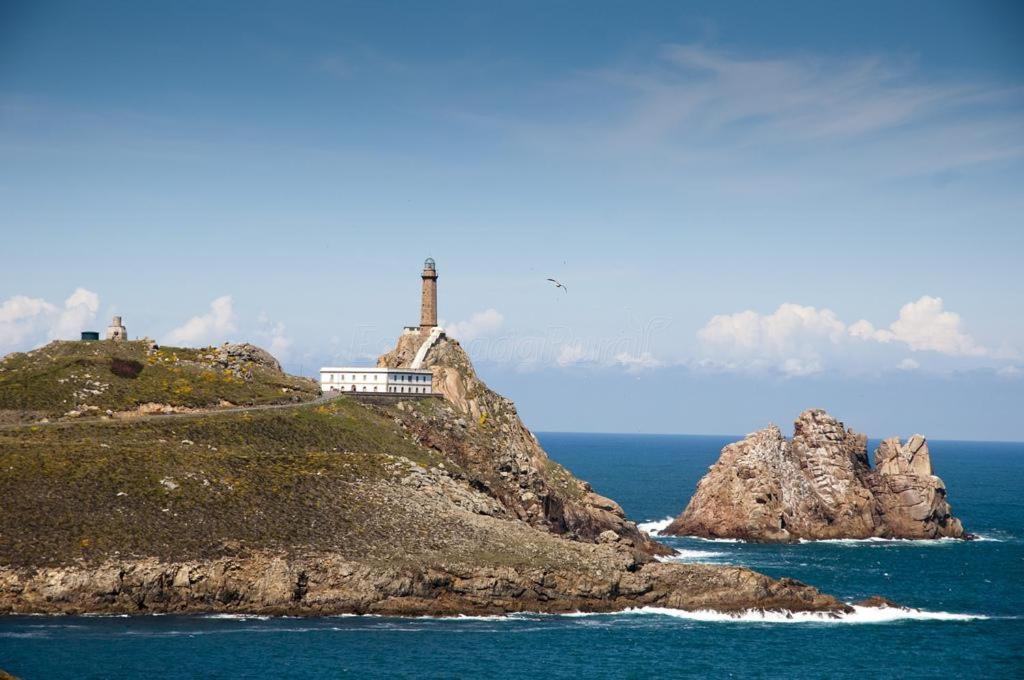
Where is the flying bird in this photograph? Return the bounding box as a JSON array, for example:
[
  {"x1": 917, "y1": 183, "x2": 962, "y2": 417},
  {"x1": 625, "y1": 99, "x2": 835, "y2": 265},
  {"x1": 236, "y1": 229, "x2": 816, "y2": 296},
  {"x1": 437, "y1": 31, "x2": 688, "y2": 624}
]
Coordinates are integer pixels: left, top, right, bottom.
[{"x1": 546, "y1": 277, "x2": 568, "y2": 293}]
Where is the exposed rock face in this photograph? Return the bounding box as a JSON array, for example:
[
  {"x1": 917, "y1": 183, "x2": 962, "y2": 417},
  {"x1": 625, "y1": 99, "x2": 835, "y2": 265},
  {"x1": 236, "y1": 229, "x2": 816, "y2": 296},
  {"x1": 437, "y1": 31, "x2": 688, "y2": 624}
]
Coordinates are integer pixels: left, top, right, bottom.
[
  {"x1": 378, "y1": 330, "x2": 668, "y2": 555},
  {"x1": 663, "y1": 409, "x2": 966, "y2": 542},
  {"x1": 0, "y1": 552, "x2": 845, "y2": 617},
  {"x1": 217, "y1": 342, "x2": 282, "y2": 374}
]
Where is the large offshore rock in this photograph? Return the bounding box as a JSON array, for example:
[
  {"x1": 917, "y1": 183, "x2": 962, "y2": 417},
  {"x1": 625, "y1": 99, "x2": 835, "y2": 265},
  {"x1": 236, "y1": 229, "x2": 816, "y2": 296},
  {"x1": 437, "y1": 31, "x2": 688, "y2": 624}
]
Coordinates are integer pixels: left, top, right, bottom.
[{"x1": 663, "y1": 409, "x2": 966, "y2": 542}]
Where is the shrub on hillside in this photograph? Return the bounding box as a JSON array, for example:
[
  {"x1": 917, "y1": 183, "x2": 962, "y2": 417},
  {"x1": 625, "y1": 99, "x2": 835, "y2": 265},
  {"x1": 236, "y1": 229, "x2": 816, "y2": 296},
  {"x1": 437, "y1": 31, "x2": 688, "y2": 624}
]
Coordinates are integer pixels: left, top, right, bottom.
[{"x1": 109, "y1": 358, "x2": 144, "y2": 379}]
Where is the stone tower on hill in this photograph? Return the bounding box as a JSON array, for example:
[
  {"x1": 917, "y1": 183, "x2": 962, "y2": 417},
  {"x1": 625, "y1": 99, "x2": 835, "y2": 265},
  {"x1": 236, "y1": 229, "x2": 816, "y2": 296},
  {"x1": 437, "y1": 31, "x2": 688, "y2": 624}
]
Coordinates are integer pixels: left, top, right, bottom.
[
  {"x1": 420, "y1": 258, "x2": 438, "y2": 328},
  {"x1": 106, "y1": 316, "x2": 127, "y2": 341}
]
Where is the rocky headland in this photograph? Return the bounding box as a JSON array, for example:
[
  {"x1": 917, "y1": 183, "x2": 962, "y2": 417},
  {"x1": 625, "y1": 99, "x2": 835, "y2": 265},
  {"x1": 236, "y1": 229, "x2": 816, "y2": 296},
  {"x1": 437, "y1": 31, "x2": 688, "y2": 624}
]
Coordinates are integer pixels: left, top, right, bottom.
[
  {"x1": 663, "y1": 409, "x2": 967, "y2": 542},
  {"x1": 0, "y1": 336, "x2": 880, "y2": 616}
]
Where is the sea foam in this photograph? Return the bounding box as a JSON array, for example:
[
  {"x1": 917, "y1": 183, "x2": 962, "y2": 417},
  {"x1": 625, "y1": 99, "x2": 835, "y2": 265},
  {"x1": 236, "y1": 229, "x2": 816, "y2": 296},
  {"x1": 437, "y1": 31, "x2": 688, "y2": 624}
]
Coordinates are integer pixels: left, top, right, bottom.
[
  {"x1": 656, "y1": 550, "x2": 728, "y2": 562},
  {"x1": 796, "y1": 536, "x2": 1002, "y2": 546},
  {"x1": 605, "y1": 605, "x2": 987, "y2": 624},
  {"x1": 637, "y1": 517, "x2": 674, "y2": 535}
]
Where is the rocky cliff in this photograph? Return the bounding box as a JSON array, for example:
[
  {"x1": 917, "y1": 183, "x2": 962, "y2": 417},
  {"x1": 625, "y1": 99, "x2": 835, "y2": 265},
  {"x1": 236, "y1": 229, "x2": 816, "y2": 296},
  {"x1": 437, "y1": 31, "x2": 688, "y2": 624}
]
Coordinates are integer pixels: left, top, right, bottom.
[
  {"x1": 663, "y1": 409, "x2": 966, "y2": 542},
  {"x1": 378, "y1": 329, "x2": 667, "y2": 555}
]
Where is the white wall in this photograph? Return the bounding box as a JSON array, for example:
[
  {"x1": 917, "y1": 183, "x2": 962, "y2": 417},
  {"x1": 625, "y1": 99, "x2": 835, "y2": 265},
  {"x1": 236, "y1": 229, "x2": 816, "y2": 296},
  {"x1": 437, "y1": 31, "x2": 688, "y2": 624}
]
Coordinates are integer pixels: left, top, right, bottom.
[
  {"x1": 319, "y1": 369, "x2": 433, "y2": 394},
  {"x1": 320, "y1": 369, "x2": 389, "y2": 393}
]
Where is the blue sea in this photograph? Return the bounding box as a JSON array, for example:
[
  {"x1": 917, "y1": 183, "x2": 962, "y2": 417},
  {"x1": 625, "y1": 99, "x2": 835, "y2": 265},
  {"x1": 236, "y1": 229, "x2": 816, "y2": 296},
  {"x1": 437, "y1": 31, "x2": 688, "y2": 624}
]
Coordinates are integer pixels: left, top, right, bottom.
[{"x1": 2, "y1": 433, "x2": 1022, "y2": 679}]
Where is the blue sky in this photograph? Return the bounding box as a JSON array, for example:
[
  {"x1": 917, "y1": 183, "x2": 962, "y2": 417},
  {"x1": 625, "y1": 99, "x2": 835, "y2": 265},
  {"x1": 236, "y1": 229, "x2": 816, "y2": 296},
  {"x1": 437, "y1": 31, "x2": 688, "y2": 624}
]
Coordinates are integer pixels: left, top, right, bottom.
[{"x1": 2, "y1": 1, "x2": 1023, "y2": 439}]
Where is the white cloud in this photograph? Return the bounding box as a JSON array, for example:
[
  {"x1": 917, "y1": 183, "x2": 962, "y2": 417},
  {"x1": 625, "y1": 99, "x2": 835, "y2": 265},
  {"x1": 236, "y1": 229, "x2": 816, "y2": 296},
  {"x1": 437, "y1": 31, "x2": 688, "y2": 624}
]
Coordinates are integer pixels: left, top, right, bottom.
[
  {"x1": 848, "y1": 319, "x2": 876, "y2": 340},
  {"x1": 0, "y1": 288, "x2": 101, "y2": 355},
  {"x1": 556, "y1": 342, "x2": 592, "y2": 367},
  {"x1": 698, "y1": 296, "x2": 994, "y2": 375},
  {"x1": 850, "y1": 296, "x2": 985, "y2": 356},
  {"x1": 613, "y1": 351, "x2": 663, "y2": 371},
  {"x1": 444, "y1": 308, "x2": 504, "y2": 342},
  {"x1": 781, "y1": 357, "x2": 823, "y2": 377},
  {"x1": 50, "y1": 288, "x2": 101, "y2": 340},
  {"x1": 886, "y1": 296, "x2": 984, "y2": 356},
  {"x1": 165, "y1": 295, "x2": 236, "y2": 347},
  {"x1": 997, "y1": 365, "x2": 1021, "y2": 378},
  {"x1": 897, "y1": 358, "x2": 920, "y2": 371},
  {"x1": 698, "y1": 303, "x2": 845, "y2": 374},
  {"x1": 0, "y1": 296, "x2": 56, "y2": 352}
]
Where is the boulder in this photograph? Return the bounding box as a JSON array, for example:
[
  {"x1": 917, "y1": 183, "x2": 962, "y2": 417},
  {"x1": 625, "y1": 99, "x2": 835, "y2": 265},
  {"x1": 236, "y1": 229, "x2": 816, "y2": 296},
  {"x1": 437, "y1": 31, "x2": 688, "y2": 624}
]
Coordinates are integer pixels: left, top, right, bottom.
[
  {"x1": 662, "y1": 409, "x2": 966, "y2": 542},
  {"x1": 217, "y1": 343, "x2": 282, "y2": 373}
]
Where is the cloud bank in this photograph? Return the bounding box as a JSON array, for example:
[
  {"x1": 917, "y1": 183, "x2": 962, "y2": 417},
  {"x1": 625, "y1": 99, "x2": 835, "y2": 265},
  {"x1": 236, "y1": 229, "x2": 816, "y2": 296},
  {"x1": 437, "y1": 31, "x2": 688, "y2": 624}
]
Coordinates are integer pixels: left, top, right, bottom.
[
  {"x1": 0, "y1": 288, "x2": 101, "y2": 354},
  {"x1": 697, "y1": 295, "x2": 991, "y2": 375},
  {"x1": 848, "y1": 296, "x2": 986, "y2": 356}
]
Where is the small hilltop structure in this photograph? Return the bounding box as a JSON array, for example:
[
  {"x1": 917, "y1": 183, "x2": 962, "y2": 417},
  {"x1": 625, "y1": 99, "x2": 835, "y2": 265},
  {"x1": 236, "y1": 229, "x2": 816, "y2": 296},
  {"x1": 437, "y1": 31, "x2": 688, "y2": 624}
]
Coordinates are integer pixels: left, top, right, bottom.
[
  {"x1": 106, "y1": 316, "x2": 127, "y2": 341},
  {"x1": 79, "y1": 316, "x2": 128, "y2": 342},
  {"x1": 319, "y1": 258, "x2": 444, "y2": 396}
]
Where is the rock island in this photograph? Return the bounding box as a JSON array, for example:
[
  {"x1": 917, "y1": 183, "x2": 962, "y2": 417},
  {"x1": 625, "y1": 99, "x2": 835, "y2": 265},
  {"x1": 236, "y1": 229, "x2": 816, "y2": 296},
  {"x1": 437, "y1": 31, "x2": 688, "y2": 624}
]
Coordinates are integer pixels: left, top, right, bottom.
[{"x1": 663, "y1": 409, "x2": 967, "y2": 542}]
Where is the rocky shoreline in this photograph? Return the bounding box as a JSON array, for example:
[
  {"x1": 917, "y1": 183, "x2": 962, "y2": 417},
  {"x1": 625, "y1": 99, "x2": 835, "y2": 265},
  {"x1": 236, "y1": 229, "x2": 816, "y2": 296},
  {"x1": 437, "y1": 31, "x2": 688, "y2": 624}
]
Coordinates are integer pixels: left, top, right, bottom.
[{"x1": 0, "y1": 552, "x2": 847, "y2": 617}]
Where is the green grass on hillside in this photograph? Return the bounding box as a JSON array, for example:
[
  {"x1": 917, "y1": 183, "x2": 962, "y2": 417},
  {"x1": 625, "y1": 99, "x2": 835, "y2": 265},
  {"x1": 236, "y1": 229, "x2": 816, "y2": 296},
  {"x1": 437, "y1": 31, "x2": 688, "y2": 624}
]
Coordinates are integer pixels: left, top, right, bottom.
[
  {"x1": 0, "y1": 398, "x2": 458, "y2": 567},
  {"x1": 0, "y1": 340, "x2": 318, "y2": 419}
]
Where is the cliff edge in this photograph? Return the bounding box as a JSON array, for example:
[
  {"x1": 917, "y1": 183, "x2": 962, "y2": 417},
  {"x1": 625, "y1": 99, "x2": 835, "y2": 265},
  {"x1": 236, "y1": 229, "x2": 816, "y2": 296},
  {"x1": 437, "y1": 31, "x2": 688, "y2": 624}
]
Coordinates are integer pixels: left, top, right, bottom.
[
  {"x1": 663, "y1": 409, "x2": 966, "y2": 542},
  {"x1": 378, "y1": 329, "x2": 667, "y2": 555}
]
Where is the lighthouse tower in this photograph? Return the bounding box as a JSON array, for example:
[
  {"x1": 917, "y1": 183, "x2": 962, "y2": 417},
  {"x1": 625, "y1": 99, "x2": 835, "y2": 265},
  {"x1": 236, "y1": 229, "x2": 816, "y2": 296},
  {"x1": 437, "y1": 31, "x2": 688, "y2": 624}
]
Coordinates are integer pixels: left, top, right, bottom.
[{"x1": 420, "y1": 258, "x2": 438, "y2": 328}]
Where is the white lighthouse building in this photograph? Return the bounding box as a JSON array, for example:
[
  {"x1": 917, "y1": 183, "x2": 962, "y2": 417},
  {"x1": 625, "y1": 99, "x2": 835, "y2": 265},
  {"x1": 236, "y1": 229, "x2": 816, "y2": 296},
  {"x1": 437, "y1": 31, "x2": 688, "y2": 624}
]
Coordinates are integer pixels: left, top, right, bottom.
[
  {"x1": 319, "y1": 258, "x2": 442, "y2": 397},
  {"x1": 319, "y1": 367, "x2": 434, "y2": 394}
]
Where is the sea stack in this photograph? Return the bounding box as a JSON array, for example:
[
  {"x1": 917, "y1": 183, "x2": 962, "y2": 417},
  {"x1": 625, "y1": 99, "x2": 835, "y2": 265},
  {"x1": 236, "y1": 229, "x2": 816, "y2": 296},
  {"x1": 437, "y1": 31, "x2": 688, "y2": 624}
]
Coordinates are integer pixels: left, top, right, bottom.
[{"x1": 662, "y1": 409, "x2": 966, "y2": 542}]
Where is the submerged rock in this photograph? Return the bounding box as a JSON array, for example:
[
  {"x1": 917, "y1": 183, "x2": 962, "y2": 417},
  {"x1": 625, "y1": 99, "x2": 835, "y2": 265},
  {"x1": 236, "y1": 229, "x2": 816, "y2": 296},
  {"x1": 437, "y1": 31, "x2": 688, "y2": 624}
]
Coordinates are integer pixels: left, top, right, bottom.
[{"x1": 662, "y1": 409, "x2": 966, "y2": 542}]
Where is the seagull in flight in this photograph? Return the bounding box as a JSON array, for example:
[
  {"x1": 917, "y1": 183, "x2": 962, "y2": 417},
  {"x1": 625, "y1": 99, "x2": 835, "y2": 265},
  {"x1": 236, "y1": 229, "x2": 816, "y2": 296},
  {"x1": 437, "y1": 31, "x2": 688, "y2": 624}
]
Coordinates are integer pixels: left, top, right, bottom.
[{"x1": 546, "y1": 277, "x2": 568, "y2": 293}]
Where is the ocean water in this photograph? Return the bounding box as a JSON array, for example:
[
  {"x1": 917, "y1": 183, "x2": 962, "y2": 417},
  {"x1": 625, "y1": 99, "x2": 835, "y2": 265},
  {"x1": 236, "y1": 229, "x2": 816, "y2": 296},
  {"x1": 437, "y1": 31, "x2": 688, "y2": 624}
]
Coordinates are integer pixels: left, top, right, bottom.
[{"x1": 2, "y1": 433, "x2": 1022, "y2": 679}]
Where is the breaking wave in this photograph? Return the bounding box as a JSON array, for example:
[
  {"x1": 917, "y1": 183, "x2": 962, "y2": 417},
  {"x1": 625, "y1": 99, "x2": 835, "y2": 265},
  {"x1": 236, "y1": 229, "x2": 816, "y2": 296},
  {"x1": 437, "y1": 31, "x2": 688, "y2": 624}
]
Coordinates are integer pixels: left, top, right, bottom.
[
  {"x1": 637, "y1": 517, "x2": 674, "y2": 535},
  {"x1": 656, "y1": 550, "x2": 728, "y2": 562},
  {"x1": 611, "y1": 605, "x2": 988, "y2": 624},
  {"x1": 797, "y1": 536, "x2": 1002, "y2": 545},
  {"x1": 663, "y1": 535, "x2": 1002, "y2": 545}
]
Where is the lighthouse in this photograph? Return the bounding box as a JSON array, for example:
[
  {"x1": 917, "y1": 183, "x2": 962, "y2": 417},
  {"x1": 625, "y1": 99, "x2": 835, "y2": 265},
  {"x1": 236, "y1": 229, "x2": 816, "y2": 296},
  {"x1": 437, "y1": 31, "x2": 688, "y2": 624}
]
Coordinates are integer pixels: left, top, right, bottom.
[{"x1": 420, "y1": 258, "x2": 438, "y2": 328}]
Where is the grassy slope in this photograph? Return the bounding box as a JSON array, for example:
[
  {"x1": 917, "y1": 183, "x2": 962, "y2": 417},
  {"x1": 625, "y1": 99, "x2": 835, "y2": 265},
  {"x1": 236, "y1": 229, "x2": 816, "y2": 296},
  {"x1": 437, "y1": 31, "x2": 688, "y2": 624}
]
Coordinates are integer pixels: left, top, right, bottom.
[
  {"x1": 0, "y1": 398, "x2": 597, "y2": 572},
  {"x1": 0, "y1": 340, "x2": 318, "y2": 418},
  {"x1": 0, "y1": 340, "x2": 637, "y2": 578},
  {"x1": 0, "y1": 399, "x2": 424, "y2": 565}
]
